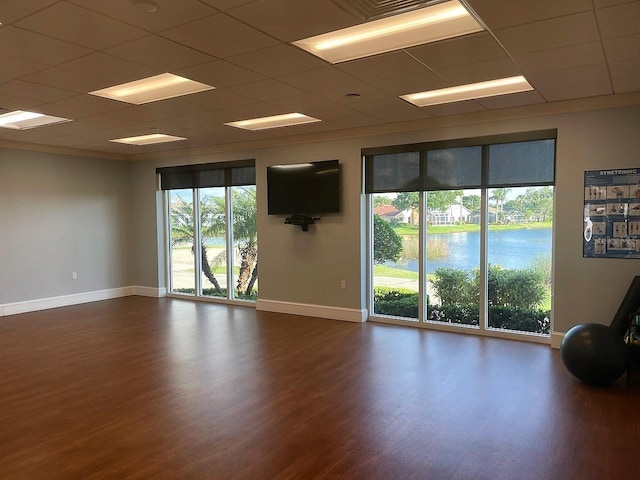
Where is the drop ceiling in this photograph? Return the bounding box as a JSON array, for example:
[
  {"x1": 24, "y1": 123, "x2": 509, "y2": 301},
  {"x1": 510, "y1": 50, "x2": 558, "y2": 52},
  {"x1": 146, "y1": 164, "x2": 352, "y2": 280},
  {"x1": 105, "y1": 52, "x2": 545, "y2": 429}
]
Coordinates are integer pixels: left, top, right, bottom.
[{"x1": 0, "y1": 0, "x2": 638, "y2": 160}]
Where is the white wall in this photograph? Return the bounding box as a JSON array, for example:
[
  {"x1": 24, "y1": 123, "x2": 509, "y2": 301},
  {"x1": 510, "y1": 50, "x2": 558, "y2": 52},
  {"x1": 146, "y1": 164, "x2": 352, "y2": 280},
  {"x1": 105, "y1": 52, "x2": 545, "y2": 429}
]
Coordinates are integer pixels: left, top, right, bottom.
[
  {"x1": 130, "y1": 104, "x2": 640, "y2": 336},
  {"x1": 4, "y1": 103, "x2": 639, "y2": 338},
  {"x1": 0, "y1": 148, "x2": 132, "y2": 306}
]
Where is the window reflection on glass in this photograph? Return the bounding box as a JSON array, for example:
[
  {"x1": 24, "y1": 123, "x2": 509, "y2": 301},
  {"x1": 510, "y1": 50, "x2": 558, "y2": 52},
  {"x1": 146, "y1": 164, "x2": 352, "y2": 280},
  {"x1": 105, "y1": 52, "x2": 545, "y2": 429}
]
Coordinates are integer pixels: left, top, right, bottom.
[
  {"x1": 426, "y1": 189, "x2": 480, "y2": 327},
  {"x1": 199, "y1": 187, "x2": 227, "y2": 298},
  {"x1": 231, "y1": 186, "x2": 258, "y2": 301},
  {"x1": 372, "y1": 192, "x2": 419, "y2": 321},
  {"x1": 486, "y1": 186, "x2": 553, "y2": 335},
  {"x1": 169, "y1": 189, "x2": 195, "y2": 295}
]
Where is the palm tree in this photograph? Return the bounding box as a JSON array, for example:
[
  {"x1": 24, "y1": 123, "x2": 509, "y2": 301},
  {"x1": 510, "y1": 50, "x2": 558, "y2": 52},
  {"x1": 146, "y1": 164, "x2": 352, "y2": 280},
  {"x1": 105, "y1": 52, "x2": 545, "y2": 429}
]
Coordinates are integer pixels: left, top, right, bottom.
[
  {"x1": 232, "y1": 187, "x2": 258, "y2": 297},
  {"x1": 490, "y1": 188, "x2": 511, "y2": 222},
  {"x1": 170, "y1": 194, "x2": 226, "y2": 295}
]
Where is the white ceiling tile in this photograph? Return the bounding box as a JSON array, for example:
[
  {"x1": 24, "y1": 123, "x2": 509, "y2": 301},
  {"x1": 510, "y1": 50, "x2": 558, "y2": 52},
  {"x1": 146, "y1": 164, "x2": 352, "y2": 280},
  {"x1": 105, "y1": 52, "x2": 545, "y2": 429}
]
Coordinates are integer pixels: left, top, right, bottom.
[
  {"x1": 336, "y1": 51, "x2": 430, "y2": 83},
  {"x1": 16, "y1": 2, "x2": 147, "y2": 50},
  {"x1": 475, "y1": 90, "x2": 547, "y2": 110},
  {"x1": 406, "y1": 32, "x2": 507, "y2": 70},
  {"x1": 227, "y1": 0, "x2": 358, "y2": 42},
  {"x1": 311, "y1": 107, "x2": 383, "y2": 129},
  {"x1": 0, "y1": 0, "x2": 58, "y2": 23},
  {"x1": 162, "y1": 13, "x2": 279, "y2": 58},
  {"x1": 528, "y1": 64, "x2": 611, "y2": 90},
  {"x1": 31, "y1": 95, "x2": 130, "y2": 118},
  {"x1": 22, "y1": 67, "x2": 113, "y2": 94},
  {"x1": 516, "y1": 42, "x2": 606, "y2": 74},
  {"x1": 371, "y1": 72, "x2": 447, "y2": 96},
  {"x1": 198, "y1": 0, "x2": 255, "y2": 11},
  {"x1": 421, "y1": 100, "x2": 487, "y2": 117},
  {"x1": 1, "y1": 56, "x2": 49, "y2": 79},
  {"x1": 347, "y1": 97, "x2": 432, "y2": 122},
  {"x1": 466, "y1": 0, "x2": 593, "y2": 29},
  {"x1": 228, "y1": 80, "x2": 306, "y2": 101},
  {"x1": 594, "y1": 0, "x2": 637, "y2": 7},
  {"x1": 67, "y1": 0, "x2": 219, "y2": 32},
  {"x1": 266, "y1": 94, "x2": 339, "y2": 114},
  {"x1": 612, "y1": 75, "x2": 640, "y2": 92},
  {"x1": 228, "y1": 45, "x2": 327, "y2": 78},
  {"x1": 105, "y1": 36, "x2": 214, "y2": 71},
  {"x1": 603, "y1": 34, "x2": 640, "y2": 61},
  {"x1": 278, "y1": 67, "x2": 362, "y2": 93},
  {"x1": 547, "y1": 80, "x2": 613, "y2": 101},
  {"x1": 608, "y1": 58, "x2": 640, "y2": 79},
  {"x1": 0, "y1": 93, "x2": 42, "y2": 110},
  {"x1": 59, "y1": 53, "x2": 158, "y2": 85},
  {"x1": 0, "y1": 79, "x2": 76, "y2": 103},
  {"x1": 495, "y1": 12, "x2": 600, "y2": 55},
  {"x1": 596, "y1": 1, "x2": 640, "y2": 38},
  {"x1": 0, "y1": 26, "x2": 92, "y2": 66},
  {"x1": 529, "y1": 63, "x2": 613, "y2": 100},
  {"x1": 176, "y1": 61, "x2": 265, "y2": 88},
  {"x1": 318, "y1": 84, "x2": 388, "y2": 105},
  {"x1": 175, "y1": 89, "x2": 256, "y2": 110},
  {"x1": 194, "y1": 102, "x2": 285, "y2": 124},
  {"x1": 436, "y1": 58, "x2": 523, "y2": 85}
]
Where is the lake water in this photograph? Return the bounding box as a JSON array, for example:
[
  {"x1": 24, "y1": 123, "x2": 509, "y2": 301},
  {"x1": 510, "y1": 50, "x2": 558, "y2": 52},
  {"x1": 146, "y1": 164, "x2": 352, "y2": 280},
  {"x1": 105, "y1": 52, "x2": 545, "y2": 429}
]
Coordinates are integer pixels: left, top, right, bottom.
[{"x1": 388, "y1": 228, "x2": 552, "y2": 274}]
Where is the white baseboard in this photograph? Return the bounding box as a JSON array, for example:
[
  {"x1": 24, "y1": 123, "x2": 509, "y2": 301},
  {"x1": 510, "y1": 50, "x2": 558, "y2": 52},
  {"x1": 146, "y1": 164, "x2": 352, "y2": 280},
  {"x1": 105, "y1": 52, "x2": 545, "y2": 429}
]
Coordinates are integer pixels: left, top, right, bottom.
[
  {"x1": 256, "y1": 299, "x2": 367, "y2": 323},
  {"x1": 0, "y1": 286, "x2": 166, "y2": 317},
  {"x1": 551, "y1": 332, "x2": 564, "y2": 349},
  {"x1": 132, "y1": 286, "x2": 167, "y2": 298}
]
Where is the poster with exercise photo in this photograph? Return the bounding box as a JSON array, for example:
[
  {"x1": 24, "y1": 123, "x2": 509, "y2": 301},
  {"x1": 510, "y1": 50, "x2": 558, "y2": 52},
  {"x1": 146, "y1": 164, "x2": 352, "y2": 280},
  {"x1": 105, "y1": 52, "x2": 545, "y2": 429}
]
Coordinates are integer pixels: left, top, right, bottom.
[{"x1": 584, "y1": 168, "x2": 640, "y2": 258}]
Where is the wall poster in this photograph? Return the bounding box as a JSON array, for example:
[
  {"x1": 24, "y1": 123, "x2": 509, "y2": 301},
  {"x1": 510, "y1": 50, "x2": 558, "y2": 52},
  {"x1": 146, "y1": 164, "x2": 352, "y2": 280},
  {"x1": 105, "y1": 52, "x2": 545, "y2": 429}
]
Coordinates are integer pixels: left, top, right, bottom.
[{"x1": 584, "y1": 168, "x2": 640, "y2": 258}]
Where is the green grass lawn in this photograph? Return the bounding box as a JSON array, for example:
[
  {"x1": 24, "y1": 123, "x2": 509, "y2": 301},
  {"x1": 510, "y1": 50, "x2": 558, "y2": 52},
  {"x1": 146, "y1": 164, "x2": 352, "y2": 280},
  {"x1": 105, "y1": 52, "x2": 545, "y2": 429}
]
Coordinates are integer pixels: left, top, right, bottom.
[
  {"x1": 373, "y1": 264, "x2": 418, "y2": 279},
  {"x1": 394, "y1": 221, "x2": 552, "y2": 235}
]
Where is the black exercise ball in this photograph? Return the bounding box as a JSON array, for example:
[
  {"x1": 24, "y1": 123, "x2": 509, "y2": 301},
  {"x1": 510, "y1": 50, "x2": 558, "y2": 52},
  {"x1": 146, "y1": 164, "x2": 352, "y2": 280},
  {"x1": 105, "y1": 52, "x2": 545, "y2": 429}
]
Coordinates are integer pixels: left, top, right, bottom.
[{"x1": 560, "y1": 323, "x2": 628, "y2": 386}]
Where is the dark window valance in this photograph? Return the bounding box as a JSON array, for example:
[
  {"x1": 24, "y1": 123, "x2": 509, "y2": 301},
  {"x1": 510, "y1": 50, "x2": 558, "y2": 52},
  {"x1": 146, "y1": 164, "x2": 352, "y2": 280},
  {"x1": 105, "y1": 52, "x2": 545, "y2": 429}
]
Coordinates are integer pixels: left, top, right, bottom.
[
  {"x1": 157, "y1": 159, "x2": 255, "y2": 190},
  {"x1": 364, "y1": 130, "x2": 556, "y2": 193}
]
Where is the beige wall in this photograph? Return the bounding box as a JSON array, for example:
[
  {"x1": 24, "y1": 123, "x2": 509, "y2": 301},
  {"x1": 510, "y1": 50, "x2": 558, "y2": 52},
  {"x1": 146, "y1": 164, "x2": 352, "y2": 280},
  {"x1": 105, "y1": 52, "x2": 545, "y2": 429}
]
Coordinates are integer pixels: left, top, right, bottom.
[
  {"x1": 131, "y1": 104, "x2": 640, "y2": 336},
  {"x1": 3, "y1": 104, "x2": 639, "y2": 338},
  {"x1": 0, "y1": 148, "x2": 132, "y2": 304}
]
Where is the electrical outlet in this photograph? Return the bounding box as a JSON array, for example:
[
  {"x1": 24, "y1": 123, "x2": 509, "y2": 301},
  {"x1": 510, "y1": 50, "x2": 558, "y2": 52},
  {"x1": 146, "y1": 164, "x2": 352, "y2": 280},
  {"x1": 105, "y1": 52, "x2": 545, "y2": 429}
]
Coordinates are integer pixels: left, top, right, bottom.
[
  {"x1": 340, "y1": 280, "x2": 346, "y2": 289},
  {"x1": 72, "y1": 272, "x2": 77, "y2": 280}
]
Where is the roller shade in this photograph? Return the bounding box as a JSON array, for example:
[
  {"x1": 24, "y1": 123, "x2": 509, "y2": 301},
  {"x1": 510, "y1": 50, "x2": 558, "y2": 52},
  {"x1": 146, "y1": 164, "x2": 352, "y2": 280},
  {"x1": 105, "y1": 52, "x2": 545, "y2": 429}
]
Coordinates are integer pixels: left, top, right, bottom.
[
  {"x1": 157, "y1": 159, "x2": 255, "y2": 190},
  {"x1": 364, "y1": 130, "x2": 556, "y2": 193}
]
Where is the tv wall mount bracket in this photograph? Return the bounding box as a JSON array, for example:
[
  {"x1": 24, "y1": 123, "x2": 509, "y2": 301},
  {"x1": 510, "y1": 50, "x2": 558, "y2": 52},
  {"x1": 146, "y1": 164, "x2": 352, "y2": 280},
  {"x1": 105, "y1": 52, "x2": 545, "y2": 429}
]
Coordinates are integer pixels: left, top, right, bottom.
[{"x1": 284, "y1": 214, "x2": 319, "y2": 231}]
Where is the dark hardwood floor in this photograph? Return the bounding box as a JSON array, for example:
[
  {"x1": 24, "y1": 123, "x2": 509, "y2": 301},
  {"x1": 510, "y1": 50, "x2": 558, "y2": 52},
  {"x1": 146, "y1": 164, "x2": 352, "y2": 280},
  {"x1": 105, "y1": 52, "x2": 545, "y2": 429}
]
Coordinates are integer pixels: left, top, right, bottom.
[{"x1": 1, "y1": 296, "x2": 639, "y2": 479}]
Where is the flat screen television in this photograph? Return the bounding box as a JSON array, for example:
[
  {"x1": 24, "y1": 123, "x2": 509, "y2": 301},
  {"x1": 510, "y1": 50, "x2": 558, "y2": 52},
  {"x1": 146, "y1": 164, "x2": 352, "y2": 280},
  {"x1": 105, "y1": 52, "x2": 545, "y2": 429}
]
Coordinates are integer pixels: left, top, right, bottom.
[{"x1": 267, "y1": 159, "x2": 340, "y2": 215}]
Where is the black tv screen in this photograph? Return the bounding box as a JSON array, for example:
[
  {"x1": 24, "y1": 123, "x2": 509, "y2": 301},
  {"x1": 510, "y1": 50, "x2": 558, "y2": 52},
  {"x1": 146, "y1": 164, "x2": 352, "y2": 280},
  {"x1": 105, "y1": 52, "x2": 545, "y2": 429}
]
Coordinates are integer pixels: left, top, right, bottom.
[{"x1": 267, "y1": 160, "x2": 340, "y2": 215}]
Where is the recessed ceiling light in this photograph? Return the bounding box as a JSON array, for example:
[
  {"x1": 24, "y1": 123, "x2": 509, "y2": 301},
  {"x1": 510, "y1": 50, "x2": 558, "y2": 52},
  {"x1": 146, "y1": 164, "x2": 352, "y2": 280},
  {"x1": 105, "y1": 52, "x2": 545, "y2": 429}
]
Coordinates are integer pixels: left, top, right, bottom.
[
  {"x1": 400, "y1": 76, "x2": 534, "y2": 107},
  {"x1": 225, "y1": 113, "x2": 322, "y2": 131},
  {"x1": 110, "y1": 133, "x2": 187, "y2": 145},
  {"x1": 0, "y1": 110, "x2": 72, "y2": 130},
  {"x1": 89, "y1": 73, "x2": 214, "y2": 105},
  {"x1": 293, "y1": 0, "x2": 483, "y2": 63}
]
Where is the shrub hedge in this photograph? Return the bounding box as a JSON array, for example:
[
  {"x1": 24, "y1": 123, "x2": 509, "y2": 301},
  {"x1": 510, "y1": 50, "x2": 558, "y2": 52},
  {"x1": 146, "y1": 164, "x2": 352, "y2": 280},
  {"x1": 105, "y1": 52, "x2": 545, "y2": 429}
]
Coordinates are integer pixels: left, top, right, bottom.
[{"x1": 373, "y1": 282, "x2": 550, "y2": 334}]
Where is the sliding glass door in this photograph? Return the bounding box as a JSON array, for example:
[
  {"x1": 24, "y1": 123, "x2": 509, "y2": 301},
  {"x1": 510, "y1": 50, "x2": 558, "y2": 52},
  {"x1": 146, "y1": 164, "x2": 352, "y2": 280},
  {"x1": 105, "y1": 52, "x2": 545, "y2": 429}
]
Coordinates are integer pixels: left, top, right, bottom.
[
  {"x1": 366, "y1": 132, "x2": 555, "y2": 339},
  {"x1": 160, "y1": 160, "x2": 257, "y2": 303}
]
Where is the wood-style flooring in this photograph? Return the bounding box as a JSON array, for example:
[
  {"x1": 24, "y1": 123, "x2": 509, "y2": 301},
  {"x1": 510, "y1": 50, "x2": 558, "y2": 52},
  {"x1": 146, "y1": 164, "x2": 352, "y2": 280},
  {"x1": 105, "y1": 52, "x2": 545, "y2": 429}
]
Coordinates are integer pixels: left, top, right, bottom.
[{"x1": 1, "y1": 296, "x2": 639, "y2": 479}]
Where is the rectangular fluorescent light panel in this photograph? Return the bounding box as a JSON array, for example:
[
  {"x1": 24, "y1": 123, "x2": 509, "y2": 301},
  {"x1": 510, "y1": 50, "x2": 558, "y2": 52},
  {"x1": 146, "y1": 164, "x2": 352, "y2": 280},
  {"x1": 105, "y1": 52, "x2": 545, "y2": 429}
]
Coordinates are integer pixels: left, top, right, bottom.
[
  {"x1": 225, "y1": 113, "x2": 321, "y2": 131},
  {"x1": 110, "y1": 133, "x2": 187, "y2": 145},
  {"x1": 400, "y1": 76, "x2": 534, "y2": 107},
  {"x1": 293, "y1": 0, "x2": 483, "y2": 63},
  {"x1": 89, "y1": 73, "x2": 214, "y2": 105},
  {"x1": 0, "y1": 110, "x2": 71, "y2": 130}
]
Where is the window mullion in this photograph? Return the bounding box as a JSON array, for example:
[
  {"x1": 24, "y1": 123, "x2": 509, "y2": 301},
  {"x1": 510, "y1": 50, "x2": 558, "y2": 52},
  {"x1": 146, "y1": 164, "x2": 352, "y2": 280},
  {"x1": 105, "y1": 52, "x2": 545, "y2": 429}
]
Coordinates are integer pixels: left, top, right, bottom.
[
  {"x1": 194, "y1": 188, "x2": 203, "y2": 296},
  {"x1": 479, "y1": 188, "x2": 488, "y2": 332},
  {"x1": 420, "y1": 191, "x2": 427, "y2": 322},
  {"x1": 226, "y1": 187, "x2": 234, "y2": 300}
]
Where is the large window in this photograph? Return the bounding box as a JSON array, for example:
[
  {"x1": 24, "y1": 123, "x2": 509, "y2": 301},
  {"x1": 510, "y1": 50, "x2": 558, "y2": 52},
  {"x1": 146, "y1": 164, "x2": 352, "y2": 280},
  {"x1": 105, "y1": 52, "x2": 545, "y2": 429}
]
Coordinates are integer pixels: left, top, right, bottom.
[
  {"x1": 366, "y1": 131, "x2": 555, "y2": 339},
  {"x1": 159, "y1": 161, "x2": 257, "y2": 302}
]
